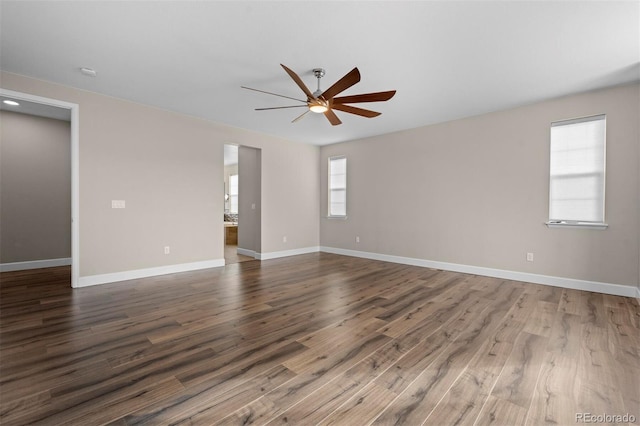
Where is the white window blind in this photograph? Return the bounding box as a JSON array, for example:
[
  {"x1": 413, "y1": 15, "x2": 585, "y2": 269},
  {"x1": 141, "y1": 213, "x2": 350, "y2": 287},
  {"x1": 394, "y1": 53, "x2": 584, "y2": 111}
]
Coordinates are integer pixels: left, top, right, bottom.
[
  {"x1": 328, "y1": 156, "x2": 347, "y2": 217},
  {"x1": 229, "y1": 174, "x2": 239, "y2": 214},
  {"x1": 549, "y1": 114, "x2": 606, "y2": 224}
]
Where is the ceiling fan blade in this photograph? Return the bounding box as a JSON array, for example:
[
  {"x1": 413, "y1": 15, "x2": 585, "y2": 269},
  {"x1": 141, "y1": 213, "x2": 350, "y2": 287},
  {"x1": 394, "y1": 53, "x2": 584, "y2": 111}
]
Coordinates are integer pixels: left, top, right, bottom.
[
  {"x1": 324, "y1": 109, "x2": 342, "y2": 126},
  {"x1": 281, "y1": 64, "x2": 315, "y2": 99},
  {"x1": 255, "y1": 105, "x2": 308, "y2": 111},
  {"x1": 241, "y1": 86, "x2": 307, "y2": 103},
  {"x1": 320, "y1": 67, "x2": 361, "y2": 100},
  {"x1": 292, "y1": 110, "x2": 310, "y2": 123},
  {"x1": 331, "y1": 104, "x2": 381, "y2": 118},
  {"x1": 333, "y1": 90, "x2": 396, "y2": 104}
]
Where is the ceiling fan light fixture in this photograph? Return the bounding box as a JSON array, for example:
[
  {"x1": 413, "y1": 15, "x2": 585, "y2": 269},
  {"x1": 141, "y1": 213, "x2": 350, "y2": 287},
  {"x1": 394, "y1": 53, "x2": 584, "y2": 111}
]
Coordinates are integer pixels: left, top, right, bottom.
[{"x1": 309, "y1": 104, "x2": 328, "y2": 113}]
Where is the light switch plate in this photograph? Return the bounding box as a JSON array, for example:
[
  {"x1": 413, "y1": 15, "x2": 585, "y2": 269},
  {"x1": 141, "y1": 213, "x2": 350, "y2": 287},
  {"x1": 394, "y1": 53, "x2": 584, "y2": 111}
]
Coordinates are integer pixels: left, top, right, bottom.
[{"x1": 112, "y1": 200, "x2": 126, "y2": 209}]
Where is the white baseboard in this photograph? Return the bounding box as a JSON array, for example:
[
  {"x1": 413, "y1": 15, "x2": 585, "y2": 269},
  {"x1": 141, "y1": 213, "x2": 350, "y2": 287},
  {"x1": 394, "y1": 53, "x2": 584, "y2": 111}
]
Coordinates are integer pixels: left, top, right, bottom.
[
  {"x1": 320, "y1": 246, "x2": 638, "y2": 298},
  {"x1": 258, "y1": 246, "x2": 320, "y2": 260},
  {"x1": 236, "y1": 248, "x2": 258, "y2": 258},
  {"x1": 236, "y1": 246, "x2": 320, "y2": 261},
  {"x1": 0, "y1": 257, "x2": 72, "y2": 272},
  {"x1": 76, "y1": 258, "x2": 225, "y2": 288},
  {"x1": 45, "y1": 246, "x2": 638, "y2": 298}
]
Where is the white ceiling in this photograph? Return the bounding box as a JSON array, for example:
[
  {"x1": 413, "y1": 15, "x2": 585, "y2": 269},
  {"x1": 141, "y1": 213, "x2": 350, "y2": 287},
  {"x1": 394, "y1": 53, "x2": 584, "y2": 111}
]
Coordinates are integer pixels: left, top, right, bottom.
[{"x1": 1, "y1": 1, "x2": 638, "y2": 146}]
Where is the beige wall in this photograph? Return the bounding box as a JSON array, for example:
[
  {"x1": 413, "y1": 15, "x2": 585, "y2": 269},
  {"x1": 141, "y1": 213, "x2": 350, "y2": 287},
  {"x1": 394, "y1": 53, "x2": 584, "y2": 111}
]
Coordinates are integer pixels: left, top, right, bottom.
[
  {"x1": 1, "y1": 72, "x2": 320, "y2": 278},
  {"x1": 4, "y1": 70, "x2": 635, "y2": 290},
  {"x1": 0, "y1": 110, "x2": 71, "y2": 263},
  {"x1": 321, "y1": 83, "x2": 640, "y2": 289}
]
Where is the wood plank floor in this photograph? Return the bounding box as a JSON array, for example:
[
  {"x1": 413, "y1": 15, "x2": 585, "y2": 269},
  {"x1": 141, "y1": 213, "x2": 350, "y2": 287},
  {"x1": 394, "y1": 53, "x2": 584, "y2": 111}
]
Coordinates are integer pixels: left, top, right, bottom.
[
  {"x1": 224, "y1": 244, "x2": 253, "y2": 265},
  {"x1": 1, "y1": 253, "x2": 638, "y2": 425}
]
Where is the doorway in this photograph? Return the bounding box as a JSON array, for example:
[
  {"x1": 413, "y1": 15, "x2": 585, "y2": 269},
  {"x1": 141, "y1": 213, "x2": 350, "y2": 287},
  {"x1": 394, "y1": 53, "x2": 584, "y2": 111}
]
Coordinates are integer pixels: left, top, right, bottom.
[
  {"x1": 223, "y1": 144, "x2": 252, "y2": 264},
  {"x1": 0, "y1": 89, "x2": 79, "y2": 287}
]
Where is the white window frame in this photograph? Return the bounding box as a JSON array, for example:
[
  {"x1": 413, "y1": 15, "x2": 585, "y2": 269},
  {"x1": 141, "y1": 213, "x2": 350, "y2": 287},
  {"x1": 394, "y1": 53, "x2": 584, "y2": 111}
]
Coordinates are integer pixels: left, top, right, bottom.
[
  {"x1": 328, "y1": 156, "x2": 347, "y2": 218},
  {"x1": 546, "y1": 114, "x2": 608, "y2": 230}
]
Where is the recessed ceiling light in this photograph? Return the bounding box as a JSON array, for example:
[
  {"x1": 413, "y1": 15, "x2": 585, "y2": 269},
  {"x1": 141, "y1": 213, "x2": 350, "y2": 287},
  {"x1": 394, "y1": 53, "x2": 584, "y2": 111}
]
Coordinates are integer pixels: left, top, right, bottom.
[
  {"x1": 80, "y1": 67, "x2": 97, "y2": 77},
  {"x1": 3, "y1": 100, "x2": 19, "y2": 106}
]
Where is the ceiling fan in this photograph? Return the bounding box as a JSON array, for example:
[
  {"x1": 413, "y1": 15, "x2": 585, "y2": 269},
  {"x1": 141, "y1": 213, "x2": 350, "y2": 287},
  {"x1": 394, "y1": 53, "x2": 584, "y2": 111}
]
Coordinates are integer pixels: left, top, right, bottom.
[{"x1": 241, "y1": 64, "x2": 396, "y2": 126}]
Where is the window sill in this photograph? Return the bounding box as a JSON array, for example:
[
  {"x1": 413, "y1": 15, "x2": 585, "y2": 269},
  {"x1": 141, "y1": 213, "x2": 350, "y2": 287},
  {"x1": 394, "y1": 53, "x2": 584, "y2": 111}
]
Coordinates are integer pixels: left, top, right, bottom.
[
  {"x1": 545, "y1": 221, "x2": 608, "y2": 230},
  {"x1": 326, "y1": 215, "x2": 347, "y2": 220}
]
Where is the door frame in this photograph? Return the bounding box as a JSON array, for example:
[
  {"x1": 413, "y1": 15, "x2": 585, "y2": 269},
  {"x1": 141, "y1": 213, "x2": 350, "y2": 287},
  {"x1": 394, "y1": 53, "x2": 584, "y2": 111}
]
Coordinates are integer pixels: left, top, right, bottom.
[{"x1": 0, "y1": 88, "x2": 80, "y2": 287}]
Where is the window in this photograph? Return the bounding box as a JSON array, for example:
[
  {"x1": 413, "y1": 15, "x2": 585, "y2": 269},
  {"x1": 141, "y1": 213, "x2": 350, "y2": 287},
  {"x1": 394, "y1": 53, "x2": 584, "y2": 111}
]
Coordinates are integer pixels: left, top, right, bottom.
[
  {"x1": 548, "y1": 114, "x2": 606, "y2": 227},
  {"x1": 328, "y1": 156, "x2": 347, "y2": 217},
  {"x1": 229, "y1": 174, "x2": 239, "y2": 214}
]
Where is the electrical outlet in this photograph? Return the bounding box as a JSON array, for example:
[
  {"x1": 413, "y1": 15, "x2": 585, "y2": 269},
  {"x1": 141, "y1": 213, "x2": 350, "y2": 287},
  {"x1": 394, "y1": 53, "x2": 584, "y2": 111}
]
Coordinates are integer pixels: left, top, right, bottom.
[
  {"x1": 526, "y1": 252, "x2": 534, "y2": 262},
  {"x1": 356, "y1": 236, "x2": 360, "y2": 243},
  {"x1": 164, "y1": 246, "x2": 170, "y2": 255},
  {"x1": 283, "y1": 236, "x2": 287, "y2": 243}
]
